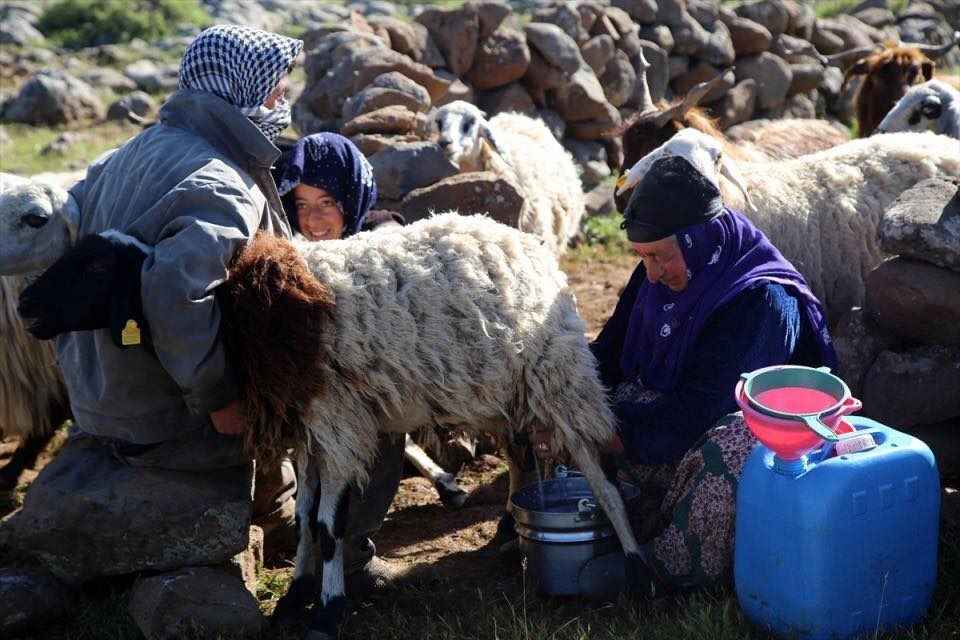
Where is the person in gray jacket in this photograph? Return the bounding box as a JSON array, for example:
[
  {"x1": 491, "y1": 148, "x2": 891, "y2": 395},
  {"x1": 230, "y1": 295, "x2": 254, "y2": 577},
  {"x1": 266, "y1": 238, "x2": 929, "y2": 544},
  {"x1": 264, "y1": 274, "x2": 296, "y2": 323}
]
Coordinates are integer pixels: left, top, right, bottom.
[{"x1": 1, "y1": 26, "x2": 308, "y2": 627}]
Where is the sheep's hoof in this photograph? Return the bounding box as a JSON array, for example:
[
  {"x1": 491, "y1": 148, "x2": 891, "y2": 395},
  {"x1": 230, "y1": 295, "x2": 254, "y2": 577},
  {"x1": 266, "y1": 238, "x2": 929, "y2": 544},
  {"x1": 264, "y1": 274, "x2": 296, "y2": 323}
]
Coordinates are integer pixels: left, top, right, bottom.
[
  {"x1": 306, "y1": 595, "x2": 348, "y2": 640},
  {"x1": 272, "y1": 575, "x2": 315, "y2": 625},
  {"x1": 435, "y1": 473, "x2": 469, "y2": 510}
]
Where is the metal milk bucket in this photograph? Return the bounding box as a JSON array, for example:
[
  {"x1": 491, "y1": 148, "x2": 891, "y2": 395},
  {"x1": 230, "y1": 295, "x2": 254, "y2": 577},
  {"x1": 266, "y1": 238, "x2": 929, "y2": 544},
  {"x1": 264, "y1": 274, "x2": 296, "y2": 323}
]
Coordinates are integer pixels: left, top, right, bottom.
[{"x1": 510, "y1": 471, "x2": 639, "y2": 597}]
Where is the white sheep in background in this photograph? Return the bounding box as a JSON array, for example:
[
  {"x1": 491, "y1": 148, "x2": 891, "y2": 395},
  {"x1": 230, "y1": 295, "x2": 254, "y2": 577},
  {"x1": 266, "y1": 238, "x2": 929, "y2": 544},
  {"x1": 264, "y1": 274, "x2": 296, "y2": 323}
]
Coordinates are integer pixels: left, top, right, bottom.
[
  {"x1": 432, "y1": 101, "x2": 585, "y2": 255},
  {"x1": 617, "y1": 128, "x2": 960, "y2": 320},
  {"x1": 877, "y1": 79, "x2": 960, "y2": 138},
  {"x1": 17, "y1": 213, "x2": 643, "y2": 640},
  {"x1": 0, "y1": 173, "x2": 78, "y2": 488}
]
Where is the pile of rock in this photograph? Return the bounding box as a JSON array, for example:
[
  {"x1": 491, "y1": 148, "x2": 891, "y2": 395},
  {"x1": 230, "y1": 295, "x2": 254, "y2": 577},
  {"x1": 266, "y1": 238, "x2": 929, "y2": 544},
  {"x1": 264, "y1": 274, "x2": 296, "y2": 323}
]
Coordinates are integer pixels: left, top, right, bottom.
[
  {"x1": 291, "y1": 0, "x2": 959, "y2": 210},
  {"x1": 834, "y1": 176, "x2": 960, "y2": 476}
]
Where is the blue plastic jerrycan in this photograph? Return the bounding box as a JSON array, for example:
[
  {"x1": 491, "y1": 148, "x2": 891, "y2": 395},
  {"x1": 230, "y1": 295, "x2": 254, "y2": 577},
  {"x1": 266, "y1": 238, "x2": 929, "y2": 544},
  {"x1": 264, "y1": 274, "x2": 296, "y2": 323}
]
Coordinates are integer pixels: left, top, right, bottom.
[{"x1": 734, "y1": 417, "x2": 940, "y2": 640}]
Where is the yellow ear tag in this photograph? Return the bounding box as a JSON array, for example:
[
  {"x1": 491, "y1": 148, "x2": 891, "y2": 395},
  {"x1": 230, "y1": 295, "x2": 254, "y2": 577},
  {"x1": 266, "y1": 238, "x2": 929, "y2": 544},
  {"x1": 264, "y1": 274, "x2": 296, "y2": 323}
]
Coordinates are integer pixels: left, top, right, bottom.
[{"x1": 121, "y1": 319, "x2": 141, "y2": 346}]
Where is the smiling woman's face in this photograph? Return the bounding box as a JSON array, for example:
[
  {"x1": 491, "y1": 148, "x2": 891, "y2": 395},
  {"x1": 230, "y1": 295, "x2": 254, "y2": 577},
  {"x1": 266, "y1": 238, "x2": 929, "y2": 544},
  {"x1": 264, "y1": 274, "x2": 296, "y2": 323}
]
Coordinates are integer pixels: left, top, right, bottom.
[
  {"x1": 632, "y1": 235, "x2": 689, "y2": 291},
  {"x1": 293, "y1": 183, "x2": 345, "y2": 241}
]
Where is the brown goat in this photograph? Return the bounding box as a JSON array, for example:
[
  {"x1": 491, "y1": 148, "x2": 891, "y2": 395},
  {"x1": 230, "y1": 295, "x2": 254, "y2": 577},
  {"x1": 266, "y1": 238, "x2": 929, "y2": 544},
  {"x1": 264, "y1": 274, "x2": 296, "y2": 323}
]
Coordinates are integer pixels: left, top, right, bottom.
[
  {"x1": 846, "y1": 46, "x2": 934, "y2": 137},
  {"x1": 844, "y1": 34, "x2": 959, "y2": 137}
]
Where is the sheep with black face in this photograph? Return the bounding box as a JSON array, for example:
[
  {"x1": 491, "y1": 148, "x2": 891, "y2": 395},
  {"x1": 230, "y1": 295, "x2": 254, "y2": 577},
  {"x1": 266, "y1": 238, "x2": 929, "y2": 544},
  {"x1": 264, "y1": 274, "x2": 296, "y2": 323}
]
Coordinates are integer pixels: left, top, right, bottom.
[
  {"x1": 20, "y1": 213, "x2": 644, "y2": 640},
  {"x1": 432, "y1": 101, "x2": 585, "y2": 255}
]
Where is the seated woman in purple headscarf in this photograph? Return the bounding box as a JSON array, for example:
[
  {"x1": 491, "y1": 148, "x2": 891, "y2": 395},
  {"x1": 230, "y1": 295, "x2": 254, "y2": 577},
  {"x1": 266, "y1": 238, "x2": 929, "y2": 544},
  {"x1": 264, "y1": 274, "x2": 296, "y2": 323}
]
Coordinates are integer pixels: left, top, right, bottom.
[
  {"x1": 577, "y1": 155, "x2": 837, "y2": 596},
  {"x1": 273, "y1": 132, "x2": 402, "y2": 241}
]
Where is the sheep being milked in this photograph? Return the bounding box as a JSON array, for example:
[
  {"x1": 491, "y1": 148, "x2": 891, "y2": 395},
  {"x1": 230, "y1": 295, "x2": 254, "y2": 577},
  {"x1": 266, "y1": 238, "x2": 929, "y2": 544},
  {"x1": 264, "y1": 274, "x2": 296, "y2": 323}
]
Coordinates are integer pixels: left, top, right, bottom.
[
  {"x1": 18, "y1": 214, "x2": 644, "y2": 639},
  {"x1": 617, "y1": 128, "x2": 960, "y2": 320}
]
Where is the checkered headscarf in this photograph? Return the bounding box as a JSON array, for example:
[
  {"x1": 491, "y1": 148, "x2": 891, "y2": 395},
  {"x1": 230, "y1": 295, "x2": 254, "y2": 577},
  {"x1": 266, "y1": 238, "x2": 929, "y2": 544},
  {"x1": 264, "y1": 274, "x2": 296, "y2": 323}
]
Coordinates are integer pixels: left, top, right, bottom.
[{"x1": 179, "y1": 25, "x2": 303, "y2": 141}]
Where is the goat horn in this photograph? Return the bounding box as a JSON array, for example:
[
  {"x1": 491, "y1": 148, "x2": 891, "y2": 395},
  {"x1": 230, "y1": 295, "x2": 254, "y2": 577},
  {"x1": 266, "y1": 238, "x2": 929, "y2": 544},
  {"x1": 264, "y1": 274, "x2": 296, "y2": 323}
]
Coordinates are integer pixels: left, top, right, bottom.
[
  {"x1": 907, "y1": 31, "x2": 960, "y2": 59},
  {"x1": 654, "y1": 71, "x2": 730, "y2": 127},
  {"x1": 826, "y1": 45, "x2": 881, "y2": 68},
  {"x1": 633, "y1": 48, "x2": 654, "y2": 114}
]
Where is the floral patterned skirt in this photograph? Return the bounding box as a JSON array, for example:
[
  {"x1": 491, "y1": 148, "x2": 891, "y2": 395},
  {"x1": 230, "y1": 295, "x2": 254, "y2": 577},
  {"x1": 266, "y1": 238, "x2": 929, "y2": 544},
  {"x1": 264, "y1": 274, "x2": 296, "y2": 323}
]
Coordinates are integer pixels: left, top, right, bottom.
[{"x1": 616, "y1": 410, "x2": 757, "y2": 589}]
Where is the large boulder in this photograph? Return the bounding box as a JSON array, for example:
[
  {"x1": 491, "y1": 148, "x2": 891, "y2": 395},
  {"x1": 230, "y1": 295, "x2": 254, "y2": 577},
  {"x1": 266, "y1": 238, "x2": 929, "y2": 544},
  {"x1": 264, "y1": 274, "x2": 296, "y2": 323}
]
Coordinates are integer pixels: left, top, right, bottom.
[
  {"x1": 865, "y1": 258, "x2": 960, "y2": 346},
  {"x1": 0, "y1": 440, "x2": 252, "y2": 584},
  {"x1": 342, "y1": 73, "x2": 432, "y2": 121},
  {"x1": 563, "y1": 138, "x2": 611, "y2": 188},
  {"x1": 350, "y1": 133, "x2": 421, "y2": 156},
  {"x1": 727, "y1": 16, "x2": 773, "y2": 56},
  {"x1": 0, "y1": 14, "x2": 44, "y2": 46},
  {"x1": 534, "y1": 1, "x2": 589, "y2": 44},
  {"x1": 612, "y1": 0, "x2": 658, "y2": 24},
  {"x1": 670, "y1": 11, "x2": 711, "y2": 55},
  {"x1": 601, "y1": 49, "x2": 637, "y2": 107},
  {"x1": 734, "y1": 52, "x2": 792, "y2": 110},
  {"x1": 832, "y1": 307, "x2": 900, "y2": 398},
  {"x1": 465, "y1": 26, "x2": 531, "y2": 90},
  {"x1": 581, "y1": 34, "x2": 617, "y2": 76},
  {"x1": 399, "y1": 172, "x2": 524, "y2": 227},
  {"x1": 669, "y1": 54, "x2": 690, "y2": 80},
  {"x1": 524, "y1": 47, "x2": 569, "y2": 97},
  {"x1": 435, "y1": 75, "x2": 475, "y2": 107},
  {"x1": 80, "y1": 67, "x2": 138, "y2": 93},
  {"x1": 476, "y1": 82, "x2": 536, "y2": 114},
  {"x1": 106, "y1": 91, "x2": 156, "y2": 122},
  {"x1": 673, "y1": 61, "x2": 732, "y2": 103},
  {"x1": 735, "y1": 0, "x2": 791, "y2": 36},
  {"x1": 525, "y1": 22, "x2": 585, "y2": 74},
  {"x1": 717, "y1": 78, "x2": 758, "y2": 128},
  {"x1": 567, "y1": 101, "x2": 622, "y2": 139},
  {"x1": 299, "y1": 47, "x2": 450, "y2": 121},
  {"x1": 862, "y1": 346, "x2": 960, "y2": 427},
  {"x1": 657, "y1": 0, "x2": 687, "y2": 24},
  {"x1": 699, "y1": 20, "x2": 736, "y2": 67},
  {"x1": 0, "y1": 567, "x2": 73, "y2": 636},
  {"x1": 638, "y1": 24, "x2": 675, "y2": 52},
  {"x1": 854, "y1": 7, "x2": 896, "y2": 28},
  {"x1": 367, "y1": 16, "x2": 446, "y2": 68},
  {"x1": 470, "y1": 0, "x2": 512, "y2": 39},
  {"x1": 416, "y1": 5, "x2": 480, "y2": 75},
  {"x1": 369, "y1": 142, "x2": 459, "y2": 201},
  {"x1": 3, "y1": 70, "x2": 104, "y2": 125},
  {"x1": 128, "y1": 567, "x2": 263, "y2": 640},
  {"x1": 788, "y1": 63, "x2": 824, "y2": 96},
  {"x1": 688, "y1": 0, "x2": 720, "y2": 28},
  {"x1": 880, "y1": 177, "x2": 960, "y2": 273},
  {"x1": 551, "y1": 66, "x2": 610, "y2": 122},
  {"x1": 123, "y1": 59, "x2": 179, "y2": 93},
  {"x1": 585, "y1": 181, "x2": 617, "y2": 216}
]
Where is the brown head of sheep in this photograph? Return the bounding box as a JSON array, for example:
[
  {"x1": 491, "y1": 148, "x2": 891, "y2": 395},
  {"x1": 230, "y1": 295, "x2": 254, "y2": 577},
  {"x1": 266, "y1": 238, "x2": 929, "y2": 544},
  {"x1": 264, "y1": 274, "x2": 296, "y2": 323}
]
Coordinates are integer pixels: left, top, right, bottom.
[
  {"x1": 610, "y1": 73, "x2": 738, "y2": 213},
  {"x1": 842, "y1": 33, "x2": 959, "y2": 137}
]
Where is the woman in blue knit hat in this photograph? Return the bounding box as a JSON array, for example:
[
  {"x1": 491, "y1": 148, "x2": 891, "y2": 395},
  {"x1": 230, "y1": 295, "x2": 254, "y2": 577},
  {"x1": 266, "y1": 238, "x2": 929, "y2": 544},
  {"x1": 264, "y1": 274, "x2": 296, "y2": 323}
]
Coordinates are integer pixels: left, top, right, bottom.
[{"x1": 273, "y1": 132, "x2": 402, "y2": 240}]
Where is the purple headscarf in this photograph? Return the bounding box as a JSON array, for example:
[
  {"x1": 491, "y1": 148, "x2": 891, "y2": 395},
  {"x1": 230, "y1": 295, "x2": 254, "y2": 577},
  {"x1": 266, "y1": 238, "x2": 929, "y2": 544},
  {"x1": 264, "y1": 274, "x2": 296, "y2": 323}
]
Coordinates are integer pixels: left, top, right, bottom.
[{"x1": 619, "y1": 208, "x2": 837, "y2": 392}]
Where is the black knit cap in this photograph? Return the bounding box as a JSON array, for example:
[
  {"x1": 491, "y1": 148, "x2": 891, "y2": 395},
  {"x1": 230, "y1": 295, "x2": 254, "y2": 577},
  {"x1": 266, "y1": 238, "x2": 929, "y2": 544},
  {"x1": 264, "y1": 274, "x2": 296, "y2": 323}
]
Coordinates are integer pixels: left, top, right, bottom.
[{"x1": 621, "y1": 155, "x2": 725, "y2": 243}]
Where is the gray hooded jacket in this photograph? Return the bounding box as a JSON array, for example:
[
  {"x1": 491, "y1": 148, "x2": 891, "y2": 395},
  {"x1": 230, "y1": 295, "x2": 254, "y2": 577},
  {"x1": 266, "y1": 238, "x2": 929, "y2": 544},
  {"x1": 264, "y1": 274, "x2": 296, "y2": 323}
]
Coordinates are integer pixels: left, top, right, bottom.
[{"x1": 60, "y1": 89, "x2": 292, "y2": 444}]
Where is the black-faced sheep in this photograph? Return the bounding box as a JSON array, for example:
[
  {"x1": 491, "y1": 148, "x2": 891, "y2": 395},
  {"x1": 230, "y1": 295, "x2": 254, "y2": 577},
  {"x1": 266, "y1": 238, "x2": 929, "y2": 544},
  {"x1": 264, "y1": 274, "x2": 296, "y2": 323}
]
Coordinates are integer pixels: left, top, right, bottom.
[
  {"x1": 617, "y1": 128, "x2": 960, "y2": 320},
  {"x1": 877, "y1": 79, "x2": 960, "y2": 139},
  {"x1": 432, "y1": 101, "x2": 585, "y2": 255},
  {"x1": 19, "y1": 214, "x2": 643, "y2": 639}
]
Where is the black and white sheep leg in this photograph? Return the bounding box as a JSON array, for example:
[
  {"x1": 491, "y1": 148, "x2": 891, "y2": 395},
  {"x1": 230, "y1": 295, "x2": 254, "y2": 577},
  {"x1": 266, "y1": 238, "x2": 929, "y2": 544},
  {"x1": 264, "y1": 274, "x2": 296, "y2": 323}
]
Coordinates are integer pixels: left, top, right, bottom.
[
  {"x1": 273, "y1": 450, "x2": 321, "y2": 625},
  {"x1": 305, "y1": 464, "x2": 352, "y2": 640}
]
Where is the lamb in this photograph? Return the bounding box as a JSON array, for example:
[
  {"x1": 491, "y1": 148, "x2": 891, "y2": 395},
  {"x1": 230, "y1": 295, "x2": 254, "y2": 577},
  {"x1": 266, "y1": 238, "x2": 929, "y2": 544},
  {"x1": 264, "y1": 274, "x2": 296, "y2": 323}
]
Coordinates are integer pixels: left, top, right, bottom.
[
  {"x1": 617, "y1": 128, "x2": 960, "y2": 320},
  {"x1": 432, "y1": 101, "x2": 585, "y2": 255},
  {"x1": 877, "y1": 79, "x2": 960, "y2": 139},
  {"x1": 18, "y1": 214, "x2": 643, "y2": 640},
  {"x1": 840, "y1": 33, "x2": 959, "y2": 137},
  {"x1": 0, "y1": 173, "x2": 78, "y2": 488},
  {"x1": 612, "y1": 74, "x2": 850, "y2": 212}
]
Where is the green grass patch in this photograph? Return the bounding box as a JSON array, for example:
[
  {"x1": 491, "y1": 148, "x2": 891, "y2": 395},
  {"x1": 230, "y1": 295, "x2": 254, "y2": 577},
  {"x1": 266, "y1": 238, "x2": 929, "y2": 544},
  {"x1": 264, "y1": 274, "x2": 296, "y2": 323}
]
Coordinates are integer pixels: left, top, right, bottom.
[
  {"x1": 0, "y1": 121, "x2": 138, "y2": 175},
  {"x1": 814, "y1": 0, "x2": 907, "y2": 18},
  {"x1": 579, "y1": 212, "x2": 631, "y2": 256},
  {"x1": 39, "y1": 0, "x2": 210, "y2": 49}
]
